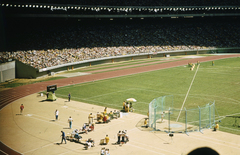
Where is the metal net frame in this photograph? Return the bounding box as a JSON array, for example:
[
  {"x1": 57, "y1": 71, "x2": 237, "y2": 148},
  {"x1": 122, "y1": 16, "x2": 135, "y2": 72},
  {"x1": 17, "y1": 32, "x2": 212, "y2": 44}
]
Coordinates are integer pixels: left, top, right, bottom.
[
  {"x1": 149, "y1": 95, "x2": 174, "y2": 130},
  {"x1": 149, "y1": 96, "x2": 216, "y2": 134}
]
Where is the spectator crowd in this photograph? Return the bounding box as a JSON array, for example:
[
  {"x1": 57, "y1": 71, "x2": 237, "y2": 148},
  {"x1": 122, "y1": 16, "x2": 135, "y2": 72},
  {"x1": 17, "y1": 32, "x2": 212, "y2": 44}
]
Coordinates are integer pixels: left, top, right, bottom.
[{"x1": 1, "y1": 18, "x2": 240, "y2": 69}]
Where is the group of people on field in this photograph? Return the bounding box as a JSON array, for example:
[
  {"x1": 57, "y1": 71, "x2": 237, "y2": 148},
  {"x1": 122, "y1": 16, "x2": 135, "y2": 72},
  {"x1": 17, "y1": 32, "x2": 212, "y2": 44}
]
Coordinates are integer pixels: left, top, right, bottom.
[{"x1": 57, "y1": 104, "x2": 127, "y2": 154}]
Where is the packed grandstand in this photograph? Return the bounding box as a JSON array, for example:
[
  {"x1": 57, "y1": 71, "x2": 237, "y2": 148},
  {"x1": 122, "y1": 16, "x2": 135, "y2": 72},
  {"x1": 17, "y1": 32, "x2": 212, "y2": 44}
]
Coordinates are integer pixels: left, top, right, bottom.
[{"x1": 0, "y1": 0, "x2": 240, "y2": 70}]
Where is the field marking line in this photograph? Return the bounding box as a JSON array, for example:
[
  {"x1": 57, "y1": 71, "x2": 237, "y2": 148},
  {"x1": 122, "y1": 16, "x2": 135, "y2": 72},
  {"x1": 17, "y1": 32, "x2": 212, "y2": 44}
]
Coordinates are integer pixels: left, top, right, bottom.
[
  {"x1": 191, "y1": 133, "x2": 240, "y2": 147},
  {"x1": 61, "y1": 96, "x2": 123, "y2": 109},
  {"x1": 22, "y1": 142, "x2": 58, "y2": 154},
  {"x1": 128, "y1": 127, "x2": 138, "y2": 132},
  {"x1": 56, "y1": 95, "x2": 148, "y2": 114},
  {"x1": 57, "y1": 72, "x2": 149, "y2": 91},
  {"x1": 57, "y1": 94, "x2": 119, "y2": 108},
  {"x1": 130, "y1": 140, "x2": 179, "y2": 155},
  {"x1": 96, "y1": 121, "x2": 125, "y2": 131},
  {"x1": 128, "y1": 87, "x2": 170, "y2": 94},
  {"x1": 57, "y1": 95, "x2": 150, "y2": 113},
  {"x1": 25, "y1": 114, "x2": 82, "y2": 129},
  {"x1": 25, "y1": 114, "x2": 65, "y2": 127},
  {"x1": 60, "y1": 105, "x2": 94, "y2": 114},
  {"x1": 220, "y1": 126, "x2": 240, "y2": 132},
  {"x1": 224, "y1": 112, "x2": 240, "y2": 116},
  {"x1": 127, "y1": 143, "x2": 166, "y2": 155},
  {"x1": 0, "y1": 150, "x2": 8, "y2": 155},
  {"x1": 87, "y1": 88, "x2": 136, "y2": 99},
  {"x1": 31, "y1": 112, "x2": 128, "y2": 131},
  {"x1": 31, "y1": 114, "x2": 69, "y2": 126},
  {"x1": 135, "y1": 101, "x2": 149, "y2": 104},
  {"x1": 188, "y1": 135, "x2": 240, "y2": 150},
  {"x1": 58, "y1": 149, "x2": 79, "y2": 155},
  {"x1": 176, "y1": 64, "x2": 200, "y2": 122},
  {"x1": 169, "y1": 92, "x2": 240, "y2": 105}
]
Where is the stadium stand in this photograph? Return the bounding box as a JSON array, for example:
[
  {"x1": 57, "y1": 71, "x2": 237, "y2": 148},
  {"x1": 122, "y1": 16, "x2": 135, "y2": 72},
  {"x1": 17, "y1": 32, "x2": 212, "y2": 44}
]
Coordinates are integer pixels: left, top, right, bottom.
[
  {"x1": 0, "y1": 0, "x2": 239, "y2": 74},
  {"x1": 1, "y1": 17, "x2": 240, "y2": 69}
]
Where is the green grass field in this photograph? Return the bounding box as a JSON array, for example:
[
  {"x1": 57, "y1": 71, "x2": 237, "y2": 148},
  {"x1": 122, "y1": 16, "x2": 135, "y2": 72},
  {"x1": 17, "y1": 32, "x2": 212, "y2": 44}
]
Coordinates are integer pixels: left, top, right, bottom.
[{"x1": 56, "y1": 56, "x2": 240, "y2": 135}]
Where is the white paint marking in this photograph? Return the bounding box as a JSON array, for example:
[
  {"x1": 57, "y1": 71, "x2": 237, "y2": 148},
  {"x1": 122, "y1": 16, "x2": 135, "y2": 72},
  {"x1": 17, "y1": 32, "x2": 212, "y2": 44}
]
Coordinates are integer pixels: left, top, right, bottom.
[
  {"x1": 176, "y1": 64, "x2": 200, "y2": 122},
  {"x1": 188, "y1": 135, "x2": 240, "y2": 150},
  {"x1": 0, "y1": 150, "x2": 8, "y2": 155},
  {"x1": 127, "y1": 143, "x2": 166, "y2": 155},
  {"x1": 192, "y1": 133, "x2": 240, "y2": 147},
  {"x1": 22, "y1": 142, "x2": 56, "y2": 154},
  {"x1": 131, "y1": 140, "x2": 179, "y2": 155}
]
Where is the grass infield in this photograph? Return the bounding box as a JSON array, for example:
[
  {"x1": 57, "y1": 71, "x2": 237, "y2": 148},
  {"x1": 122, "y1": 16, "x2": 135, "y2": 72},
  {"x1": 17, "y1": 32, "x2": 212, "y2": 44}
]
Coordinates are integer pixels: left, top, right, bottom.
[{"x1": 56, "y1": 56, "x2": 240, "y2": 135}]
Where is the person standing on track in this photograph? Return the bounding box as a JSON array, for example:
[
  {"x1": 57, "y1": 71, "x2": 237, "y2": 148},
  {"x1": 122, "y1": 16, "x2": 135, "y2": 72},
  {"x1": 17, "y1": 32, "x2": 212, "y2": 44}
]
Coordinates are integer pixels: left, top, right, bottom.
[
  {"x1": 68, "y1": 116, "x2": 73, "y2": 129},
  {"x1": 213, "y1": 122, "x2": 219, "y2": 131},
  {"x1": 20, "y1": 104, "x2": 24, "y2": 114},
  {"x1": 117, "y1": 131, "x2": 121, "y2": 144},
  {"x1": 68, "y1": 93, "x2": 71, "y2": 102},
  {"x1": 105, "y1": 135, "x2": 110, "y2": 145},
  {"x1": 55, "y1": 109, "x2": 59, "y2": 120}
]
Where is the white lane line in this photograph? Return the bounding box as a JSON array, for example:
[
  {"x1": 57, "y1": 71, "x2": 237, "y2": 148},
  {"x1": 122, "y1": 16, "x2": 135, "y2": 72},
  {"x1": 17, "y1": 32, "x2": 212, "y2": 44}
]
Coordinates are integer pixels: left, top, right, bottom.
[
  {"x1": 130, "y1": 140, "x2": 179, "y2": 155},
  {"x1": 127, "y1": 143, "x2": 166, "y2": 155},
  {"x1": 96, "y1": 121, "x2": 125, "y2": 131},
  {"x1": 188, "y1": 135, "x2": 240, "y2": 150},
  {"x1": 22, "y1": 142, "x2": 56, "y2": 154},
  {"x1": 87, "y1": 88, "x2": 135, "y2": 99},
  {"x1": 192, "y1": 133, "x2": 240, "y2": 147},
  {"x1": 0, "y1": 150, "x2": 8, "y2": 155},
  {"x1": 218, "y1": 126, "x2": 240, "y2": 132},
  {"x1": 25, "y1": 114, "x2": 82, "y2": 129}
]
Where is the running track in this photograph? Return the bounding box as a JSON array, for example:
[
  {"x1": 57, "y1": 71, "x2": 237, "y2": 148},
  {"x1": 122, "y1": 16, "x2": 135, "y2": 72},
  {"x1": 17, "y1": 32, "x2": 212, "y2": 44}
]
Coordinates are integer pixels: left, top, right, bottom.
[{"x1": 0, "y1": 54, "x2": 239, "y2": 155}]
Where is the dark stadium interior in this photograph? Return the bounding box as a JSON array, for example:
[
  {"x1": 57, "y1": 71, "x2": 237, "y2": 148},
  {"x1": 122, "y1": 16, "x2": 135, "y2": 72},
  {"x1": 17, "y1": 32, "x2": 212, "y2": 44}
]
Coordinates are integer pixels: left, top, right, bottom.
[
  {"x1": 2, "y1": 0, "x2": 240, "y2": 6},
  {"x1": 1, "y1": 17, "x2": 240, "y2": 52}
]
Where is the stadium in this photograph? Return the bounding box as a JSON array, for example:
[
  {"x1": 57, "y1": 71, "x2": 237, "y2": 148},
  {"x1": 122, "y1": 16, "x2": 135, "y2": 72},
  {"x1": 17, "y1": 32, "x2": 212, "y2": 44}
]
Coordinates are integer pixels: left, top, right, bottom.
[{"x1": 0, "y1": 0, "x2": 240, "y2": 155}]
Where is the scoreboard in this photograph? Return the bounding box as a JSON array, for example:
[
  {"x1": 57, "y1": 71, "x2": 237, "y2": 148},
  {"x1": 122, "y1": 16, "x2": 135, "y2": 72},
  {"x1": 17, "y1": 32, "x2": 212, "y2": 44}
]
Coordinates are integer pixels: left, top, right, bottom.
[{"x1": 47, "y1": 85, "x2": 57, "y2": 92}]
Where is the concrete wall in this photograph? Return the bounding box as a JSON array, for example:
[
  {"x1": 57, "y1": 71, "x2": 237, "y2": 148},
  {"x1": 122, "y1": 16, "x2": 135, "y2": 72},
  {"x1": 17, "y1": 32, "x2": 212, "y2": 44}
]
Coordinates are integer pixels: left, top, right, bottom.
[
  {"x1": 15, "y1": 60, "x2": 38, "y2": 79},
  {"x1": 0, "y1": 61, "x2": 15, "y2": 83}
]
